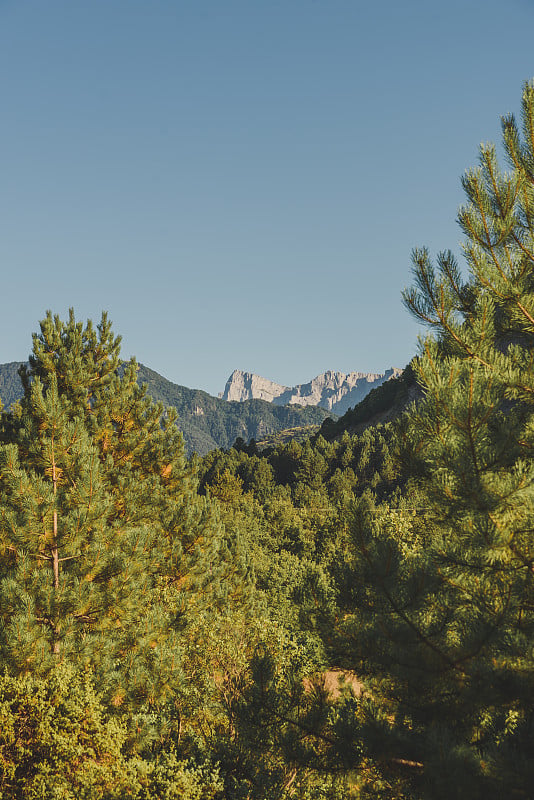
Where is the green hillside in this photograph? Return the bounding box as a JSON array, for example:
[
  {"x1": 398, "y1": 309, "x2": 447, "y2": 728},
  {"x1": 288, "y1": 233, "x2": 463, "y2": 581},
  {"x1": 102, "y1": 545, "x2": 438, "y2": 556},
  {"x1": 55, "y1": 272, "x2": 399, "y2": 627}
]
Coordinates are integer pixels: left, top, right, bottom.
[
  {"x1": 135, "y1": 364, "x2": 335, "y2": 454},
  {"x1": 319, "y1": 360, "x2": 421, "y2": 440}
]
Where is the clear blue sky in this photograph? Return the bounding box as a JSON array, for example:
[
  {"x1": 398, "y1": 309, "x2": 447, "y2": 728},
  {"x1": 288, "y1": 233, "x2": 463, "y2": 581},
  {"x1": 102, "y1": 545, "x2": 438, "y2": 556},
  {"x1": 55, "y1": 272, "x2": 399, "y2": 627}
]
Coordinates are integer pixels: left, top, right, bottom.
[{"x1": 1, "y1": 0, "x2": 533, "y2": 395}]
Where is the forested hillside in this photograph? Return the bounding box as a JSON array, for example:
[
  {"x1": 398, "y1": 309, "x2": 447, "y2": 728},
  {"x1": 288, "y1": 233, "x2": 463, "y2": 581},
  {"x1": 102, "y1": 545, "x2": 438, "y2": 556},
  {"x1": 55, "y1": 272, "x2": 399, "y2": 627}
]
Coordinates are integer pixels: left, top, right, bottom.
[
  {"x1": 319, "y1": 360, "x2": 420, "y2": 440},
  {"x1": 1, "y1": 80, "x2": 534, "y2": 799},
  {"x1": 0, "y1": 362, "x2": 26, "y2": 409},
  {"x1": 136, "y1": 364, "x2": 334, "y2": 454}
]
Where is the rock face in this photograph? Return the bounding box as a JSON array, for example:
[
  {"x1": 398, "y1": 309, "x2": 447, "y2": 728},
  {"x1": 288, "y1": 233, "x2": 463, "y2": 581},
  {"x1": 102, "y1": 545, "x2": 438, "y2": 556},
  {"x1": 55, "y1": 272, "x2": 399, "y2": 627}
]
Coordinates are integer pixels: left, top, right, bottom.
[
  {"x1": 219, "y1": 371, "x2": 289, "y2": 403},
  {"x1": 220, "y1": 368, "x2": 403, "y2": 416}
]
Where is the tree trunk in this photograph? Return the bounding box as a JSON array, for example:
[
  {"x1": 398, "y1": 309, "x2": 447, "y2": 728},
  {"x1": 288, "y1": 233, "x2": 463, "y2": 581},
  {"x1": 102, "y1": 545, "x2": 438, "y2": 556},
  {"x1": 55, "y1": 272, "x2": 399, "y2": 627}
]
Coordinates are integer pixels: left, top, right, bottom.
[{"x1": 51, "y1": 437, "x2": 60, "y2": 656}]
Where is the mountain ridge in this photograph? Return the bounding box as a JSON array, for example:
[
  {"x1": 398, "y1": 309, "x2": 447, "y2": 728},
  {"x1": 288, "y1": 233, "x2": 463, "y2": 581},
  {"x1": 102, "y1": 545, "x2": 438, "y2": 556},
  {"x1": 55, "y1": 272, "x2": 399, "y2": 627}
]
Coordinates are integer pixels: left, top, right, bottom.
[{"x1": 220, "y1": 367, "x2": 403, "y2": 415}]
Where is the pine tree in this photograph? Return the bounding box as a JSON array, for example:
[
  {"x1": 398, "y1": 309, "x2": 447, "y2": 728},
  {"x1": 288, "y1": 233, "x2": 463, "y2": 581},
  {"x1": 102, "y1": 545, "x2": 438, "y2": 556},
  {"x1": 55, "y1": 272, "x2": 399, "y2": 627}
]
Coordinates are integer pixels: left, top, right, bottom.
[
  {"x1": 0, "y1": 311, "x2": 242, "y2": 714},
  {"x1": 334, "y1": 80, "x2": 534, "y2": 798},
  {"x1": 0, "y1": 371, "x2": 147, "y2": 675}
]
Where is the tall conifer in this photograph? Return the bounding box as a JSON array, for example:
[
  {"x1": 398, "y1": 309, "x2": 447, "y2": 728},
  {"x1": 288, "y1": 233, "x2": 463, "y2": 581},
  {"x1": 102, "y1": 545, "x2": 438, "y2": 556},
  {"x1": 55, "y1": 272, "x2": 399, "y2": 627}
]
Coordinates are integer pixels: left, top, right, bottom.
[
  {"x1": 0, "y1": 311, "x2": 236, "y2": 710},
  {"x1": 337, "y1": 80, "x2": 534, "y2": 798}
]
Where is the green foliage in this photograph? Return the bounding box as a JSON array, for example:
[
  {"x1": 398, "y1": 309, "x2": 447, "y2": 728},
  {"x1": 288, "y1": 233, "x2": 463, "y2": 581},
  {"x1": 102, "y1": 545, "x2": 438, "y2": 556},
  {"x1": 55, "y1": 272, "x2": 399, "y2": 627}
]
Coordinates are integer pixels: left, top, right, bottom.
[
  {"x1": 0, "y1": 364, "x2": 24, "y2": 412},
  {"x1": 212, "y1": 638, "x2": 361, "y2": 800},
  {"x1": 0, "y1": 311, "x2": 244, "y2": 724},
  {"x1": 0, "y1": 664, "x2": 223, "y2": 800},
  {"x1": 0, "y1": 664, "x2": 137, "y2": 800},
  {"x1": 254, "y1": 425, "x2": 323, "y2": 450},
  {"x1": 0, "y1": 372, "x2": 156, "y2": 678},
  {"x1": 200, "y1": 424, "x2": 402, "y2": 507},
  {"x1": 331, "y1": 79, "x2": 534, "y2": 798},
  {"x1": 319, "y1": 362, "x2": 419, "y2": 441}
]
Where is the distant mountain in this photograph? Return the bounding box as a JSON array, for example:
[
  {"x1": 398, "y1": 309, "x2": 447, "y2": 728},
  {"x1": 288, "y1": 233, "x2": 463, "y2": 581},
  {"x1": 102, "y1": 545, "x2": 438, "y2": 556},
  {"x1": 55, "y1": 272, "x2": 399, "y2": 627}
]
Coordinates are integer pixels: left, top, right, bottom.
[
  {"x1": 0, "y1": 362, "x2": 334, "y2": 456},
  {"x1": 220, "y1": 368, "x2": 403, "y2": 415}
]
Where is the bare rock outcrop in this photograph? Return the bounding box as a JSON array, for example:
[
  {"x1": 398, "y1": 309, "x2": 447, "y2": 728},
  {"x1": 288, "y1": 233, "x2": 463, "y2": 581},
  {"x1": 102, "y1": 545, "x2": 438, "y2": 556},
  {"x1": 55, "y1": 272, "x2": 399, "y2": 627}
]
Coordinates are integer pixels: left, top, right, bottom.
[
  {"x1": 220, "y1": 368, "x2": 402, "y2": 415},
  {"x1": 220, "y1": 370, "x2": 289, "y2": 403}
]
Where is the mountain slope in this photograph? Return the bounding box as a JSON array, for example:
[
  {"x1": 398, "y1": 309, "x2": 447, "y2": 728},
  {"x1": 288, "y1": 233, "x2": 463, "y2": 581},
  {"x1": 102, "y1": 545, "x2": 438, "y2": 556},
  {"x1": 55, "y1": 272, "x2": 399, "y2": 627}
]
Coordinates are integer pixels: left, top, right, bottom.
[
  {"x1": 319, "y1": 361, "x2": 421, "y2": 439},
  {"x1": 0, "y1": 362, "x2": 25, "y2": 409},
  {"x1": 136, "y1": 365, "x2": 334, "y2": 455}
]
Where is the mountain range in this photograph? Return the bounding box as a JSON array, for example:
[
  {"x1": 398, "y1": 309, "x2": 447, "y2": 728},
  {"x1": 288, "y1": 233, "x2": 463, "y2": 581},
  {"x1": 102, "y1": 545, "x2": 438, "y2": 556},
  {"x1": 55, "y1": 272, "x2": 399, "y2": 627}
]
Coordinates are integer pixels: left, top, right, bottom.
[
  {"x1": 0, "y1": 362, "x2": 333, "y2": 456},
  {"x1": 220, "y1": 368, "x2": 402, "y2": 415},
  {"x1": 0, "y1": 362, "x2": 414, "y2": 455}
]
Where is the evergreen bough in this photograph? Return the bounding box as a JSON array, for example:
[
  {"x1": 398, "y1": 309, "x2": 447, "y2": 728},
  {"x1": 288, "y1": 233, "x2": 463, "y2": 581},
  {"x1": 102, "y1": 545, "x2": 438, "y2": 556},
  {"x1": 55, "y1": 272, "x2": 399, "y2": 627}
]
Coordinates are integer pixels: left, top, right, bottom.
[{"x1": 335, "y1": 79, "x2": 534, "y2": 798}]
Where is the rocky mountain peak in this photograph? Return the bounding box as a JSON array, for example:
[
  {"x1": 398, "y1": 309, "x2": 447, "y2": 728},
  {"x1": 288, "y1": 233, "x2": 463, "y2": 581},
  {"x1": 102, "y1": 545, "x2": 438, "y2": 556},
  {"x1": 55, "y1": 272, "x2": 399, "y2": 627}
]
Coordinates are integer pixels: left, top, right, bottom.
[
  {"x1": 220, "y1": 368, "x2": 402, "y2": 416},
  {"x1": 219, "y1": 370, "x2": 290, "y2": 403}
]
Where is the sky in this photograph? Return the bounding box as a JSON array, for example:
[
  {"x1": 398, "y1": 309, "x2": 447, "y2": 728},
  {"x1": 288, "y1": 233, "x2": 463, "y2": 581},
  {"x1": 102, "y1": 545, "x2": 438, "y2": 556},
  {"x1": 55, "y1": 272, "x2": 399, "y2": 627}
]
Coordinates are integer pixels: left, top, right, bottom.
[{"x1": 1, "y1": 0, "x2": 534, "y2": 396}]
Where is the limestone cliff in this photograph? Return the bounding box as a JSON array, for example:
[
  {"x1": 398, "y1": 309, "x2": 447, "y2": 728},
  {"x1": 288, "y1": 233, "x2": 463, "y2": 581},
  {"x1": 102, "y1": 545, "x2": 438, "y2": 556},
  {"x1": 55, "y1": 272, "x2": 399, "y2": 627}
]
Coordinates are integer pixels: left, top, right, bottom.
[
  {"x1": 219, "y1": 370, "x2": 289, "y2": 403},
  {"x1": 220, "y1": 368, "x2": 402, "y2": 415}
]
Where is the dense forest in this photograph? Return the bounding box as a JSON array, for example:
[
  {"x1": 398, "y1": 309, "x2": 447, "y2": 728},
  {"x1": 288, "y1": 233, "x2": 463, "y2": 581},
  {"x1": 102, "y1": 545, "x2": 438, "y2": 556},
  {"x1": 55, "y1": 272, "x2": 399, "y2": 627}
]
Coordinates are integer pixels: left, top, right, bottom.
[{"x1": 1, "y1": 81, "x2": 534, "y2": 799}]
